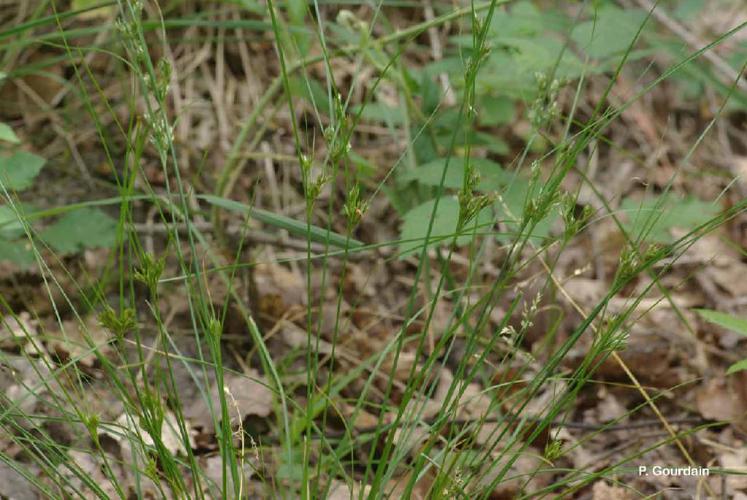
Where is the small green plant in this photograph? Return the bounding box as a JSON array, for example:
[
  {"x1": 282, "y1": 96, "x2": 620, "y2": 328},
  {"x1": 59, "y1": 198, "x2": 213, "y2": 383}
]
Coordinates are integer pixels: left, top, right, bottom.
[
  {"x1": 695, "y1": 309, "x2": 747, "y2": 374},
  {"x1": 0, "y1": 124, "x2": 118, "y2": 267}
]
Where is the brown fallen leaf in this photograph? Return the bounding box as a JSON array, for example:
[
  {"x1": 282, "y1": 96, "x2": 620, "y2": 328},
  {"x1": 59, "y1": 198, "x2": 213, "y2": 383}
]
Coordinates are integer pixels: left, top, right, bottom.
[
  {"x1": 338, "y1": 402, "x2": 380, "y2": 431},
  {"x1": 100, "y1": 410, "x2": 196, "y2": 459},
  {"x1": 592, "y1": 480, "x2": 634, "y2": 500},
  {"x1": 201, "y1": 453, "x2": 257, "y2": 498},
  {"x1": 1, "y1": 311, "x2": 42, "y2": 355},
  {"x1": 720, "y1": 448, "x2": 747, "y2": 493},
  {"x1": 45, "y1": 316, "x2": 113, "y2": 369},
  {"x1": 476, "y1": 447, "x2": 551, "y2": 497},
  {"x1": 696, "y1": 378, "x2": 747, "y2": 430},
  {"x1": 563, "y1": 277, "x2": 607, "y2": 307},
  {"x1": 0, "y1": 459, "x2": 38, "y2": 500},
  {"x1": 328, "y1": 479, "x2": 371, "y2": 500},
  {"x1": 0, "y1": 51, "x2": 65, "y2": 119},
  {"x1": 56, "y1": 450, "x2": 121, "y2": 499},
  {"x1": 185, "y1": 369, "x2": 273, "y2": 433},
  {"x1": 1, "y1": 354, "x2": 61, "y2": 420},
  {"x1": 386, "y1": 468, "x2": 435, "y2": 500}
]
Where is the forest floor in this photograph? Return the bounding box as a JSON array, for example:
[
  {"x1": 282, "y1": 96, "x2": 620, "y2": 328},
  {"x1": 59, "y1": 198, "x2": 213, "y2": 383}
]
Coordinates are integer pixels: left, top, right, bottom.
[{"x1": 1, "y1": 0, "x2": 747, "y2": 498}]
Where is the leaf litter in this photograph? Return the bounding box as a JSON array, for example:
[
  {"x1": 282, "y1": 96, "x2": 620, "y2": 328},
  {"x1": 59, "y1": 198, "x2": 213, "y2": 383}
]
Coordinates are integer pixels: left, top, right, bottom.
[{"x1": 2, "y1": 1, "x2": 747, "y2": 498}]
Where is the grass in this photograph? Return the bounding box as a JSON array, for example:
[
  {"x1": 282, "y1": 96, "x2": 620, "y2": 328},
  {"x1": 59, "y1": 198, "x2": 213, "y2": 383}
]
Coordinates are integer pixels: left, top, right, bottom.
[{"x1": 0, "y1": 0, "x2": 745, "y2": 498}]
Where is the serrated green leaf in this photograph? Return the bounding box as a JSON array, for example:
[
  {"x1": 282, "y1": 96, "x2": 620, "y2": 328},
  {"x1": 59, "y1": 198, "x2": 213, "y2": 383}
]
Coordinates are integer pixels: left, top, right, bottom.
[
  {"x1": 40, "y1": 207, "x2": 117, "y2": 254},
  {"x1": 0, "y1": 239, "x2": 35, "y2": 267},
  {"x1": 696, "y1": 309, "x2": 747, "y2": 337},
  {"x1": 727, "y1": 359, "x2": 747, "y2": 375},
  {"x1": 0, "y1": 123, "x2": 19, "y2": 144},
  {"x1": 399, "y1": 196, "x2": 492, "y2": 257},
  {"x1": 0, "y1": 151, "x2": 46, "y2": 191},
  {"x1": 621, "y1": 195, "x2": 717, "y2": 243}
]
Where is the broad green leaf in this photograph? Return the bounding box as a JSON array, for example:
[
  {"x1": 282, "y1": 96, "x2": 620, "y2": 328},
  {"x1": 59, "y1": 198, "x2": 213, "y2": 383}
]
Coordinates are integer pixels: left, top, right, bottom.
[
  {"x1": 0, "y1": 151, "x2": 46, "y2": 191},
  {"x1": 727, "y1": 359, "x2": 747, "y2": 375},
  {"x1": 0, "y1": 205, "x2": 27, "y2": 239},
  {"x1": 0, "y1": 123, "x2": 19, "y2": 144},
  {"x1": 352, "y1": 102, "x2": 407, "y2": 127},
  {"x1": 500, "y1": 36, "x2": 585, "y2": 80},
  {"x1": 478, "y1": 95, "x2": 516, "y2": 127},
  {"x1": 399, "y1": 157, "x2": 509, "y2": 191},
  {"x1": 696, "y1": 309, "x2": 747, "y2": 337},
  {"x1": 0, "y1": 239, "x2": 34, "y2": 267},
  {"x1": 620, "y1": 195, "x2": 717, "y2": 243},
  {"x1": 571, "y1": 6, "x2": 648, "y2": 59},
  {"x1": 490, "y1": 1, "x2": 550, "y2": 40},
  {"x1": 432, "y1": 123, "x2": 510, "y2": 155},
  {"x1": 496, "y1": 178, "x2": 559, "y2": 242},
  {"x1": 423, "y1": 57, "x2": 467, "y2": 78},
  {"x1": 40, "y1": 207, "x2": 117, "y2": 254},
  {"x1": 288, "y1": 76, "x2": 330, "y2": 116},
  {"x1": 399, "y1": 196, "x2": 492, "y2": 257}
]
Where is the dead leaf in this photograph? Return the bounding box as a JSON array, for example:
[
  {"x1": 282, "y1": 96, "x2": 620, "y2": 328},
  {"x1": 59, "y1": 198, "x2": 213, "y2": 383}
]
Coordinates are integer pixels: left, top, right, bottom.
[
  {"x1": 734, "y1": 156, "x2": 747, "y2": 191},
  {"x1": 100, "y1": 410, "x2": 196, "y2": 459},
  {"x1": 391, "y1": 421, "x2": 430, "y2": 454},
  {"x1": 185, "y1": 369, "x2": 273, "y2": 433},
  {"x1": 562, "y1": 277, "x2": 607, "y2": 307},
  {"x1": 457, "y1": 379, "x2": 493, "y2": 420},
  {"x1": 721, "y1": 448, "x2": 747, "y2": 492},
  {"x1": 202, "y1": 454, "x2": 256, "y2": 498},
  {"x1": 386, "y1": 469, "x2": 435, "y2": 500},
  {"x1": 254, "y1": 262, "x2": 306, "y2": 309},
  {"x1": 476, "y1": 447, "x2": 550, "y2": 497},
  {"x1": 592, "y1": 480, "x2": 634, "y2": 500},
  {"x1": 46, "y1": 316, "x2": 113, "y2": 369},
  {"x1": 57, "y1": 450, "x2": 121, "y2": 498},
  {"x1": 1, "y1": 311, "x2": 41, "y2": 355},
  {"x1": 0, "y1": 51, "x2": 65, "y2": 118},
  {"x1": 1, "y1": 354, "x2": 60, "y2": 419},
  {"x1": 328, "y1": 479, "x2": 371, "y2": 500},
  {"x1": 696, "y1": 378, "x2": 747, "y2": 425},
  {"x1": 0, "y1": 459, "x2": 38, "y2": 500},
  {"x1": 338, "y1": 402, "x2": 379, "y2": 431}
]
